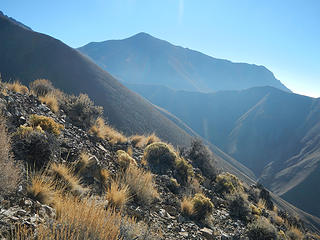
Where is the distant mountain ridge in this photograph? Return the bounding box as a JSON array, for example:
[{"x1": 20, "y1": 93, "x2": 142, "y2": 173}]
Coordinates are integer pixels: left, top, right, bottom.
[
  {"x1": 78, "y1": 32, "x2": 290, "y2": 93},
  {"x1": 126, "y1": 82, "x2": 320, "y2": 218}
]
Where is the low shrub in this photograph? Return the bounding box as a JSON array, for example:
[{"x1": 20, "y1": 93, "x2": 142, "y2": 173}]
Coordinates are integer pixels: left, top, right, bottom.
[
  {"x1": 62, "y1": 93, "x2": 103, "y2": 130},
  {"x1": 116, "y1": 150, "x2": 137, "y2": 169},
  {"x1": 39, "y1": 94, "x2": 59, "y2": 113},
  {"x1": 13, "y1": 130, "x2": 58, "y2": 169},
  {"x1": 168, "y1": 177, "x2": 180, "y2": 193},
  {"x1": 29, "y1": 79, "x2": 54, "y2": 97},
  {"x1": 183, "y1": 138, "x2": 217, "y2": 179},
  {"x1": 29, "y1": 114, "x2": 64, "y2": 135},
  {"x1": 143, "y1": 142, "x2": 177, "y2": 173},
  {"x1": 130, "y1": 135, "x2": 146, "y2": 148},
  {"x1": 74, "y1": 152, "x2": 92, "y2": 174},
  {"x1": 145, "y1": 133, "x2": 161, "y2": 146},
  {"x1": 247, "y1": 217, "x2": 277, "y2": 240},
  {"x1": 0, "y1": 117, "x2": 21, "y2": 195},
  {"x1": 228, "y1": 193, "x2": 251, "y2": 221},
  {"x1": 216, "y1": 172, "x2": 243, "y2": 194},
  {"x1": 15, "y1": 125, "x2": 44, "y2": 138},
  {"x1": 175, "y1": 157, "x2": 194, "y2": 184},
  {"x1": 192, "y1": 193, "x2": 214, "y2": 220},
  {"x1": 89, "y1": 117, "x2": 127, "y2": 144}
]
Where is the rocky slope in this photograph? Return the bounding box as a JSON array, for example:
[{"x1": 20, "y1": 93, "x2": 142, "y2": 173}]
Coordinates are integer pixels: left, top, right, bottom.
[
  {"x1": 0, "y1": 83, "x2": 319, "y2": 239},
  {"x1": 125, "y1": 83, "x2": 320, "y2": 218},
  {"x1": 78, "y1": 32, "x2": 290, "y2": 93}
]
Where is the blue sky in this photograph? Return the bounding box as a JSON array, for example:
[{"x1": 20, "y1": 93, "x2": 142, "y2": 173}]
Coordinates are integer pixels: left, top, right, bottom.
[{"x1": 2, "y1": 0, "x2": 320, "y2": 97}]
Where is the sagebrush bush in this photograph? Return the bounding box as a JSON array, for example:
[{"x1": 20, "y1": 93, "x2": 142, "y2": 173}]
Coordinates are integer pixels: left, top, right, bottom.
[
  {"x1": 123, "y1": 165, "x2": 159, "y2": 205},
  {"x1": 183, "y1": 138, "x2": 217, "y2": 179},
  {"x1": 62, "y1": 93, "x2": 103, "y2": 130},
  {"x1": 192, "y1": 193, "x2": 214, "y2": 220},
  {"x1": 116, "y1": 150, "x2": 137, "y2": 169},
  {"x1": 228, "y1": 193, "x2": 251, "y2": 221},
  {"x1": 247, "y1": 217, "x2": 277, "y2": 240},
  {"x1": 89, "y1": 117, "x2": 127, "y2": 144},
  {"x1": 29, "y1": 79, "x2": 54, "y2": 97},
  {"x1": 13, "y1": 129, "x2": 58, "y2": 169},
  {"x1": 216, "y1": 172, "x2": 243, "y2": 194},
  {"x1": 143, "y1": 142, "x2": 177, "y2": 173},
  {"x1": 39, "y1": 94, "x2": 59, "y2": 113},
  {"x1": 0, "y1": 117, "x2": 21, "y2": 195},
  {"x1": 175, "y1": 157, "x2": 194, "y2": 184},
  {"x1": 129, "y1": 133, "x2": 161, "y2": 148},
  {"x1": 15, "y1": 125, "x2": 44, "y2": 138},
  {"x1": 29, "y1": 114, "x2": 64, "y2": 135}
]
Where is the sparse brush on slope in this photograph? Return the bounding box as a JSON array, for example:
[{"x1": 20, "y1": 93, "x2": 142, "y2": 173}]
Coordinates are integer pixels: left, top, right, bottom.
[
  {"x1": 0, "y1": 116, "x2": 21, "y2": 196},
  {"x1": 5, "y1": 81, "x2": 29, "y2": 94}
]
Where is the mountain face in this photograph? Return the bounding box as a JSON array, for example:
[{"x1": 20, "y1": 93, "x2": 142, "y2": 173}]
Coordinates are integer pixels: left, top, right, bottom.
[
  {"x1": 0, "y1": 13, "x2": 259, "y2": 187},
  {"x1": 78, "y1": 32, "x2": 290, "y2": 93},
  {"x1": 126, "y1": 83, "x2": 320, "y2": 218},
  {"x1": 0, "y1": 15, "x2": 193, "y2": 147}
]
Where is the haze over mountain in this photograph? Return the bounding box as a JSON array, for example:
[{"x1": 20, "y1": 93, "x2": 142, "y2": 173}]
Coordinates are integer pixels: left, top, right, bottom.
[
  {"x1": 0, "y1": 12, "x2": 260, "y2": 186},
  {"x1": 78, "y1": 32, "x2": 290, "y2": 93},
  {"x1": 127, "y1": 82, "x2": 320, "y2": 218}
]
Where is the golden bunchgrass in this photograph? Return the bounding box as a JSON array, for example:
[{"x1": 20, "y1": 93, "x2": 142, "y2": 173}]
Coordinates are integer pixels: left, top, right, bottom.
[
  {"x1": 5, "y1": 81, "x2": 29, "y2": 94},
  {"x1": 106, "y1": 179, "x2": 130, "y2": 209},
  {"x1": 39, "y1": 94, "x2": 59, "y2": 113},
  {"x1": 89, "y1": 117, "x2": 127, "y2": 144}
]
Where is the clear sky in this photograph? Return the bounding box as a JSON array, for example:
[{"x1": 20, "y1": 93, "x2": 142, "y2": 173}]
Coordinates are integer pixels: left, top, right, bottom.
[{"x1": 2, "y1": 0, "x2": 320, "y2": 97}]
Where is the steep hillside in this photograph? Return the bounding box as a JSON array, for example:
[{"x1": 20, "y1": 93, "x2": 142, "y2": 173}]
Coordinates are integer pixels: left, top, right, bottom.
[
  {"x1": 0, "y1": 84, "x2": 320, "y2": 238},
  {"x1": 78, "y1": 32, "x2": 290, "y2": 92},
  {"x1": 127, "y1": 83, "x2": 320, "y2": 218},
  {"x1": 0, "y1": 15, "x2": 192, "y2": 147}
]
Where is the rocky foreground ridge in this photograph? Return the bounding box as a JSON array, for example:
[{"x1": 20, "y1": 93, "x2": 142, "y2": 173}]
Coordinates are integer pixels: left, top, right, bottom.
[{"x1": 0, "y1": 81, "x2": 319, "y2": 239}]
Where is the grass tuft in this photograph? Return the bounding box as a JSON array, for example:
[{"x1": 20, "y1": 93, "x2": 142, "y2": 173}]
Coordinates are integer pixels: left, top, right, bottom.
[{"x1": 39, "y1": 94, "x2": 59, "y2": 113}]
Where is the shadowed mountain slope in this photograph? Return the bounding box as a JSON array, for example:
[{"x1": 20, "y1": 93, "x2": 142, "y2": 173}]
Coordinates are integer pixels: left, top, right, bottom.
[
  {"x1": 0, "y1": 15, "x2": 193, "y2": 146},
  {"x1": 126, "y1": 83, "x2": 320, "y2": 218},
  {"x1": 78, "y1": 32, "x2": 290, "y2": 93}
]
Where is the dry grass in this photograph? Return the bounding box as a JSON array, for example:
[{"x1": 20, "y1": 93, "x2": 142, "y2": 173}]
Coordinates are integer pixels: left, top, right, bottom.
[
  {"x1": 106, "y1": 179, "x2": 130, "y2": 209},
  {"x1": 129, "y1": 133, "x2": 161, "y2": 148},
  {"x1": 258, "y1": 199, "x2": 267, "y2": 210},
  {"x1": 27, "y1": 174, "x2": 58, "y2": 205},
  {"x1": 39, "y1": 93, "x2": 59, "y2": 113},
  {"x1": 38, "y1": 195, "x2": 123, "y2": 240},
  {"x1": 89, "y1": 117, "x2": 127, "y2": 144},
  {"x1": 0, "y1": 117, "x2": 21, "y2": 195},
  {"x1": 49, "y1": 163, "x2": 86, "y2": 195},
  {"x1": 287, "y1": 226, "x2": 304, "y2": 240},
  {"x1": 181, "y1": 196, "x2": 194, "y2": 217},
  {"x1": 74, "y1": 152, "x2": 92, "y2": 174},
  {"x1": 5, "y1": 81, "x2": 29, "y2": 94},
  {"x1": 123, "y1": 165, "x2": 159, "y2": 204},
  {"x1": 100, "y1": 168, "x2": 110, "y2": 189},
  {"x1": 29, "y1": 114, "x2": 64, "y2": 135}
]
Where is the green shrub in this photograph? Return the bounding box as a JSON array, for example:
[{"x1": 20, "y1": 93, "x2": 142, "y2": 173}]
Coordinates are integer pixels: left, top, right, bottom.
[
  {"x1": 29, "y1": 114, "x2": 64, "y2": 135},
  {"x1": 175, "y1": 157, "x2": 194, "y2": 184},
  {"x1": 247, "y1": 217, "x2": 277, "y2": 240},
  {"x1": 61, "y1": 93, "x2": 103, "y2": 130},
  {"x1": 216, "y1": 172, "x2": 243, "y2": 194},
  {"x1": 143, "y1": 142, "x2": 177, "y2": 173},
  {"x1": 228, "y1": 193, "x2": 251, "y2": 221},
  {"x1": 183, "y1": 138, "x2": 217, "y2": 179},
  {"x1": 192, "y1": 193, "x2": 214, "y2": 220},
  {"x1": 116, "y1": 150, "x2": 137, "y2": 169}
]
